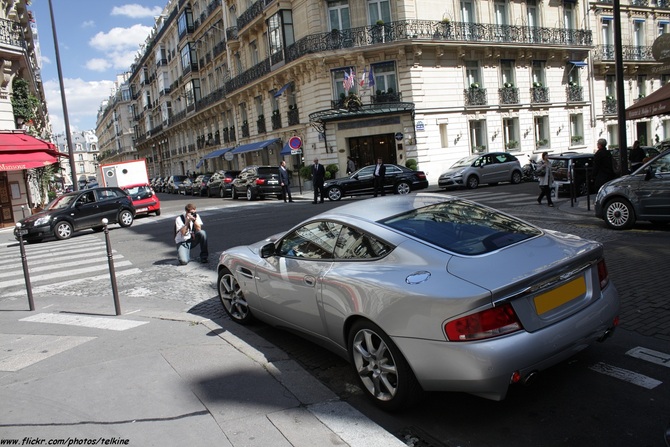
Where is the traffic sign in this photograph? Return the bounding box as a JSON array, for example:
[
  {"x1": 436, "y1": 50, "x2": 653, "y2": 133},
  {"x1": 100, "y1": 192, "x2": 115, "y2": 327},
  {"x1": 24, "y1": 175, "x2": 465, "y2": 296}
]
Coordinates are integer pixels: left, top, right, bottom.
[{"x1": 288, "y1": 136, "x2": 302, "y2": 150}]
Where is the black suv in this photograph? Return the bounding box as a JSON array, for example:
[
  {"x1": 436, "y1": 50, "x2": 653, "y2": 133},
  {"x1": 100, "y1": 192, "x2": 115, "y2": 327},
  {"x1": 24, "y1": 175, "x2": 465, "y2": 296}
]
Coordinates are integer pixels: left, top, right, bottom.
[
  {"x1": 548, "y1": 152, "x2": 595, "y2": 196},
  {"x1": 14, "y1": 187, "x2": 135, "y2": 242},
  {"x1": 230, "y1": 166, "x2": 282, "y2": 201},
  {"x1": 206, "y1": 170, "x2": 241, "y2": 197}
]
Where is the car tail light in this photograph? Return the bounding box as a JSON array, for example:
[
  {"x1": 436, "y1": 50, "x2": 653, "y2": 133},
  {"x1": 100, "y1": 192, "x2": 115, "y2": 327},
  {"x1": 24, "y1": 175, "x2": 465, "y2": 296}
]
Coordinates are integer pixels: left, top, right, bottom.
[
  {"x1": 255, "y1": 179, "x2": 266, "y2": 185},
  {"x1": 224, "y1": 178, "x2": 232, "y2": 184},
  {"x1": 445, "y1": 303, "x2": 522, "y2": 341},
  {"x1": 416, "y1": 172, "x2": 427, "y2": 179},
  {"x1": 597, "y1": 259, "x2": 609, "y2": 290}
]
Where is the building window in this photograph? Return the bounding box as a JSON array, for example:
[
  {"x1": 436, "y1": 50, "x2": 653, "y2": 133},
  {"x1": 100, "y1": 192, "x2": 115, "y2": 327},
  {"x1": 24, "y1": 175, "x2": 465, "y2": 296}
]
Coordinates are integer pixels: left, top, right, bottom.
[
  {"x1": 368, "y1": 0, "x2": 391, "y2": 24},
  {"x1": 503, "y1": 117, "x2": 519, "y2": 150},
  {"x1": 500, "y1": 60, "x2": 515, "y2": 86},
  {"x1": 534, "y1": 116, "x2": 550, "y2": 149},
  {"x1": 465, "y1": 61, "x2": 481, "y2": 88},
  {"x1": 469, "y1": 119, "x2": 488, "y2": 154},
  {"x1": 267, "y1": 11, "x2": 295, "y2": 57},
  {"x1": 637, "y1": 75, "x2": 647, "y2": 98},
  {"x1": 570, "y1": 114, "x2": 584, "y2": 146},
  {"x1": 371, "y1": 61, "x2": 396, "y2": 93},
  {"x1": 607, "y1": 124, "x2": 618, "y2": 147},
  {"x1": 250, "y1": 40, "x2": 259, "y2": 66},
  {"x1": 178, "y1": 8, "x2": 193, "y2": 39},
  {"x1": 332, "y1": 67, "x2": 357, "y2": 98},
  {"x1": 606, "y1": 75, "x2": 616, "y2": 98},
  {"x1": 328, "y1": 0, "x2": 350, "y2": 30},
  {"x1": 658, "y1": 21, "x2": 669, "y2": 36},
  {"x1": 439, "y1": 123, "x2": 449, "y2": 148},
  {"x1": 531, "y1": 60, "x2": 545, "y2": 86}
]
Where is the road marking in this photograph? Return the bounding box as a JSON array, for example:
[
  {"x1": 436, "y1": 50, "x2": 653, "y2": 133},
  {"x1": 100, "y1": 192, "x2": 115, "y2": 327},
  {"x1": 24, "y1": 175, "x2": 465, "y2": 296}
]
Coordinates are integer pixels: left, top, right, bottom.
[
  {"x1": 20, "y1": 313, "x2": 148, "y2": 331},
  {"x1": 0, "y1": 260, "x2": 133, "y2": 287},
  {"x1": 2, "y1": 268, "x2": 142, "y2": 297},
  {"x1": 626, "y1": 346, "x2": 670, "y2": 368},
  {"x1": 590, "y1": 362, "x2": 662, "y2": 389}
]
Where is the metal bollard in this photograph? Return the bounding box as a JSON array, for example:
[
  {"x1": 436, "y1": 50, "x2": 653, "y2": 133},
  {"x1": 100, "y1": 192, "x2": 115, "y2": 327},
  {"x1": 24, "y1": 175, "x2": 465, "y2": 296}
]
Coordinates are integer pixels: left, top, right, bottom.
[
  {"x1": 21, "y1": 205, "x2": 26, "y2": 219},
  {"x1": 15, "y1": 222, "x2": 35, "y2": 311},
  {"x1": 102, "y1": 218, "x2": 122, "y2": 315},
  {"x1": 584, "y1": 163, "x2": 591, "y2": 211}
]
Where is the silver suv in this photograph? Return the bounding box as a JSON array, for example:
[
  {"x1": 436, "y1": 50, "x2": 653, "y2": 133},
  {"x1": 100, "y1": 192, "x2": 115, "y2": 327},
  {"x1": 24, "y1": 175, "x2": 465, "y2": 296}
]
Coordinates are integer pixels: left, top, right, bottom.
[
  {"x1": 595, "y1": 149, "x2": 670, "y2": 229},
  {"x1": 438, "y1": 152, "x2": 522, "y2": 189}
]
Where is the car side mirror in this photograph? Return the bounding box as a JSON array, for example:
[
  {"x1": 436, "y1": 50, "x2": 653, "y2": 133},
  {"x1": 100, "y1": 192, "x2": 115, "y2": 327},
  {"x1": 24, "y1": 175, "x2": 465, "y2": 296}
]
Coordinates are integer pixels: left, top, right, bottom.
[
  {"x1": 260, "y1": 242, "x2": 276, "y2": 258},
  {"x1": 353, "y1": 174, "x2": 359, "y2": 179}
]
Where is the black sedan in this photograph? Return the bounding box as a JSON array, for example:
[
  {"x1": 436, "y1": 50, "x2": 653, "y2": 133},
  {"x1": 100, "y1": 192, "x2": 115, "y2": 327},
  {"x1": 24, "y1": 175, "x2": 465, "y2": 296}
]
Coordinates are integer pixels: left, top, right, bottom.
[
  {"x1": 14, "y1": 187, "x2": 135, "y2": 242},
  {"x1": 324, "y1": 164, "x2": 429, "y2": 201}
]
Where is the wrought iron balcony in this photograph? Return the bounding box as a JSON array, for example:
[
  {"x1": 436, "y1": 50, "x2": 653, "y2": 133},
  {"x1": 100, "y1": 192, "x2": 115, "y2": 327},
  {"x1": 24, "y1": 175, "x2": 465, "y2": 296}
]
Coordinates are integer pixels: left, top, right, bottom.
[
  {"x1": 222, "y1": 128, "x2": 229, "y2": 143},
  {"x1": 659, "y1": 0, "x2": 670, "y2": 8},
  {"x1": 371, "y1": 91, "x2": 402, "y2": 104},
  {"x1": 225, "y1": 58, "x2": 270, "y2": 94},
  {"x1": 566, "y1": 85, "x2": 584, "y2": 102},
  {"x1": 531, "y1": 87, "x2": 550, "y2": 104},
  {"x1": 593, "y1": 45, "x2": 654, "y2": 62},
  {"x1": 226, "y1": 26, "x2": 238, "y2": 41},
  {"x1": 499, "y1": 87, "x2": 519, "y2": 105},
  {"x1": 241, "y1": 122, "x2": 249, "y2": 138},
  {"x1": 631, "y1": 0, "x2": 649, "y2": 5},
  {"x1": 464, "y1": 88, "x2": 488, "y2": 107},
  {"x1": 271, "y1": 113, "x2": 282, "y2": 130},
  {"x1": 229, "y1": 126, "x2": 236, "y2": 142},
  {"x1": 237, "y1": 0, "x2": 264, "y2": 31},
  {"x1": 256, "y1": 116, "x2": 266, "y2": 134},
  {"x1": 603, "y1": 98, "x2": 617, "y2": 115},
  {"x1": 287, "y1": 108, "x2": 299, "y2": 126}
]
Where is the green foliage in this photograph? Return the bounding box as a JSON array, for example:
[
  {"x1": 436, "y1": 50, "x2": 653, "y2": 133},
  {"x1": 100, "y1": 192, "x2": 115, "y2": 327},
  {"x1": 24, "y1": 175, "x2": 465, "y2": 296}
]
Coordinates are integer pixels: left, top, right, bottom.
[
  {"x1": 326, "y1": 163, "x2": 339, "y2": 176},
  {"x1": 299, "y1": 165, "x2": 312, "y2": 180},
  {"x1": 405, "y1": 158, "x2": 418, "y2": 170},
  {"x1": 11, "y1": 78, "x2": 40, "y2": 122}
]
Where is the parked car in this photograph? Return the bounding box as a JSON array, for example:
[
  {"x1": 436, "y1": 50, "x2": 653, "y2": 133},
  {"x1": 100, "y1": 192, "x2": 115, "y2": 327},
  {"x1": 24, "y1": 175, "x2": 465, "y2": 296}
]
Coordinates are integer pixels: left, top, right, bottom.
[
  {"x1": 324, "y1": 163, "x2": 428, "y2": 201},
  {"x1": 230, "y1": 166, "x2": 282, "y2": 201},
  {"x1": 548, "y1": 152, "x2": 595, "y2": 197},
  {"x1": 206, "y1": 170, "x2": 241, "y2": 198},
  {"x1": 438, "y1": 152, "x2": 522, "y2": 190},
  {"x1": 123, "y1": 183, "x2": 161, "y2": 216},
  {"x1": 179, "y1": 178, "x2": 195, "y2": 195},
  {"x1": 14, "y1": 187, "x2": 135, "y2": 243},
  {"x1": 191, "y1": 174, "x2": 212, "y2": 196},
  {"x1": 610, "y1": 146, "x2": 660, "y2": 174},
  {"x1": 216, "y1": 193, "x2": 619, "y2": 410},
  {"x1": 165, "y1": 175, "x2": 188, "y2": 194},
  {"x1": 595, "y1": 149, "x2": 670, "y2": 230}
]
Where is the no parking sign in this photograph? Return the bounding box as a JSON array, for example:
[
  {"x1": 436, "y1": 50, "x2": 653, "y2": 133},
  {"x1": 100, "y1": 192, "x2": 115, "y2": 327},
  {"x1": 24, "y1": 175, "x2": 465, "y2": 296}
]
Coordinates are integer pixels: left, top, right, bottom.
[{"x1": 289, "y1": 136, "x2": 302, "y2": 154}]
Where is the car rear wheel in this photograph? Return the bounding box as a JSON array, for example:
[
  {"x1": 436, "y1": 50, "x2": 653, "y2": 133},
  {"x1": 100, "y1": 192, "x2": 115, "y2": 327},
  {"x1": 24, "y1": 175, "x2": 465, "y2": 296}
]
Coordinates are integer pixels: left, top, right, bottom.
[
  {"x1": 54, "y1": 221, "x2": 73, "y2": 240},
  {"x1": 576, "y1": 182, "x2": 589, "y2": 197},
  {"x1": 604, "y1": 198, "x2": 635, "y2": 230},
  {"x1": 231, "y1": 187, "x2": 238, "y2": 200},
  {"x1": 327, "y1": 186, "x2": 343, "y2": 201},
  {"x1": 466, "y1": 175, "x2": 479, "y2": 189},
  {"x1": 246, "y1": 187, "x2": 255, "y2": 201},
  {"x1": 219, "y1": 187, "x2": 224, "y2": 198},
  {"x1": 118, "y1": 210, "x2": 134, "y2": 227},
  {"x1": 511, "y1": 170, "x2": 522, "y2": 184},
  {"x1": 218, "y1": 267, "x2": 253, "y2": 324},
  {"x1": 395, "y1": 181, "x2": 411, "y2": 195},
  {"x1": 348, "y1": 320, "x2": 422, "y2": 411}
]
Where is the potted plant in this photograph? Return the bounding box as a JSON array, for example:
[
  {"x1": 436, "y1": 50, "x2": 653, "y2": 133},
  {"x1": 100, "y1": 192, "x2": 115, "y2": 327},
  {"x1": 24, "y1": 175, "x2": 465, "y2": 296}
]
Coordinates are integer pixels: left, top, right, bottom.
[
  {"x1": 571, "y1": 135, "x2": 583, "y2": 144},
  {"x1": 300, "y1": 165, "x2": 313, "y2": 190},
  {"x1": 505, "y1": 140, "x2": 518, "y2": 149},
  {"x1": 533, "y1": 81, "x2": 543, "y2": 88},
  {"x1": 405, "y1": 158, "x2": 418, "y2": 170},
  {"x1": 470, "y1": 82, "x2": 480, "y2": 89},
  {"x1": 272, "y1": 109, "x2": 280, "y2": 116},
  {"x1": 503, "y1": 82, "x2": 514, "y2": 89}
]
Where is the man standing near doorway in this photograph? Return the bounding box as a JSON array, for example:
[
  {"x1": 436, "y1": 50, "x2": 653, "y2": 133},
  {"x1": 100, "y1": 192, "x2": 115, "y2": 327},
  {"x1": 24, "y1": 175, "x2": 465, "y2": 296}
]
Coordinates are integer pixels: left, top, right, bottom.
[
  {"x1": 373, "y1": 157, "x2": 386, "y2": 197},
  {"x1": 279, "y1": 160, "x2": 293, "y2": 203},
  {"x1": 311, "y1": 158, "x2": 326, "y2": 204}
]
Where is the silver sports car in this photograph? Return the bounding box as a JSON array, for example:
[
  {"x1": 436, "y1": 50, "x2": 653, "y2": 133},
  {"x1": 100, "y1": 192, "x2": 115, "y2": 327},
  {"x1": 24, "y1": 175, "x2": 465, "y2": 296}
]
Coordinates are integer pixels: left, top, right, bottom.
[{"x1": 216, "y1": 194, "x2": 620, "y2": 410}]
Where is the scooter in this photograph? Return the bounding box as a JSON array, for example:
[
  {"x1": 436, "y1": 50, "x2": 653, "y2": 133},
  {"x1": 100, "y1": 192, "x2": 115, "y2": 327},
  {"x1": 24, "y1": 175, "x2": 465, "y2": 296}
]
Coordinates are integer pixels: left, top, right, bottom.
[{"x1": 522, "y1": 155, "x2": 538, "y2": 182}]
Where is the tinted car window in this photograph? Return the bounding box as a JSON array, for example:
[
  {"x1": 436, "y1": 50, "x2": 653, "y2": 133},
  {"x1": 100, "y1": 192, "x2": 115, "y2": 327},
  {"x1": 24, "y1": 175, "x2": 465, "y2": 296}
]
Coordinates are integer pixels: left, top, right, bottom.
[
  {"x1": 96, "y1": 188, "x2": 123, "y2": 200},
  {"x1": 386, "y1": 165, "x2": 402, "y2": 175},
  {"x1": 125, "y1": 185, "x2": 152, "y2": 199},
  {"x1": 381, "y1": 200, "x2": 541, "y2": 255},
  {"x1": 77, "y1": 191, "x2": 96, "y2": 204},
  {"x1": 334, "y1": 226, "x2": 391, "y2": 259},
  {"x1": 257, "y1": 167, "x2": 278, "y2": 176},
  {"x1": 278, "y1": 221, "x2": 341, "y2": 259}
]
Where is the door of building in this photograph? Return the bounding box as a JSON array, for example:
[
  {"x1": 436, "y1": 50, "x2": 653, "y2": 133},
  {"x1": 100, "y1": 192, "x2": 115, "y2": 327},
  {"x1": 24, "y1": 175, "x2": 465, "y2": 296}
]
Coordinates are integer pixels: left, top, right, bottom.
[
  {"x1": 0, "y1": 172, "x2": 14, "y2": 228},
  {"x1": 348, "y1": 133, "x2": 396, "y2": 169}
]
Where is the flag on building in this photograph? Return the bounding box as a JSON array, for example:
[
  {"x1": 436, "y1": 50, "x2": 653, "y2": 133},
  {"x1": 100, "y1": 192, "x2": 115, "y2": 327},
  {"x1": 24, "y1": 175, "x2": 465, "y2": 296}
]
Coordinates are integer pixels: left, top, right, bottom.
[
  {"x1": 343, "y1": 68, "x2": 354, "y2": 92},
  {"x1": 368, "y1": 66, "x2": 375, "y2": 89},
  {"x1": 359, "y1": 69, "x2": 367, "y2": 88}
]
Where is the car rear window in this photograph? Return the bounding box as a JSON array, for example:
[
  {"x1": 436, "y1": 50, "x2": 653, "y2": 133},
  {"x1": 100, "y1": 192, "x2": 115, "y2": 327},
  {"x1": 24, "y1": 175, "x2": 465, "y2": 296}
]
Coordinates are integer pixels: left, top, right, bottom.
[
  {"x1": 257, "y1": 167, "x2": 279, "y2": 175},
  {"x1": 380, "y1": 200, "x2": 541, "y2": 255}
]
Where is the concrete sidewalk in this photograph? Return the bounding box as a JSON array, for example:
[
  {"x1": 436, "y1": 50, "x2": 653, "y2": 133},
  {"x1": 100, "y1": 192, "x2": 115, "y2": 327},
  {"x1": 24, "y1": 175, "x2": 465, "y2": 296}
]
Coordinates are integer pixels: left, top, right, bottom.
[{"x1": 0, "y1": 291, "x2": 405, "y2": 447}]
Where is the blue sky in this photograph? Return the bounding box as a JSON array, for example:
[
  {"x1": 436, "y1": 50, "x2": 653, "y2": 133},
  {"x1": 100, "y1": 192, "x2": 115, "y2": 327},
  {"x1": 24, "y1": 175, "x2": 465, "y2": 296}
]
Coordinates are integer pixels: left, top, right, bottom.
[{"x1": 30, "y1": 1, "x2": 165, "y2": 134}]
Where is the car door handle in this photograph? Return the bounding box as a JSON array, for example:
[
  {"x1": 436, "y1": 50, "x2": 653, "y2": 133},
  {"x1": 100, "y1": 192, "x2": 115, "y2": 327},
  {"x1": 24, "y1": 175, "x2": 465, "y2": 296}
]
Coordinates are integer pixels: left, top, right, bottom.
[{"x1": 304, "y1": 275, "x2": 316, "y2": 287}]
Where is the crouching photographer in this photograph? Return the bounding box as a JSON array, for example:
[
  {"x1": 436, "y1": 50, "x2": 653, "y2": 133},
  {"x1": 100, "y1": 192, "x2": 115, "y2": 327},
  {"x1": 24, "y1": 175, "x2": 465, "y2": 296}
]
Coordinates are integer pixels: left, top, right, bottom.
[{"x1": 175, "y1": 203, "x2": 209, "y2": 265}]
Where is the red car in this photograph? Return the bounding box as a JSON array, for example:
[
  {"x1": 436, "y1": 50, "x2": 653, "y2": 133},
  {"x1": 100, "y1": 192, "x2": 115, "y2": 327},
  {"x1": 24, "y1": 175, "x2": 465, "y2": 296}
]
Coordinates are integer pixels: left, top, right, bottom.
[{"x1": 123, "y1": 183, "x2": 161, "y2": 216}]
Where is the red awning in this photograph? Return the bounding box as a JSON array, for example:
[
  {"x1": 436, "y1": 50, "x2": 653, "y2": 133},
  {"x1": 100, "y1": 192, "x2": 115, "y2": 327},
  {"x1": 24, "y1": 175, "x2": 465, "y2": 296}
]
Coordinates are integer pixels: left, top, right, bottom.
[
  {"x1": 0, "y1": 131, "x2": 65, "y2": 171},
  {"x1": 626, "y1": 82, "x2": 670, "y2": 120}
]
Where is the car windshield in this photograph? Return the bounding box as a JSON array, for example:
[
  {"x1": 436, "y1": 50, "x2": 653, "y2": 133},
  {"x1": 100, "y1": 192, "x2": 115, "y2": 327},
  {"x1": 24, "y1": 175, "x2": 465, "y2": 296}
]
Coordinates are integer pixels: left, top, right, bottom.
[
  {"x1": 257, "y1": 167, "x2": 278, "y2": 175},
  {"x1": 451, "y1": 155, "x2": 479, "y2": 168},
  {"x1": 380, "y1": 200, "x2": 541, "y2": 255},
  {"x1": 47, "y1": 194, "x2": 77, "y2": 210}
]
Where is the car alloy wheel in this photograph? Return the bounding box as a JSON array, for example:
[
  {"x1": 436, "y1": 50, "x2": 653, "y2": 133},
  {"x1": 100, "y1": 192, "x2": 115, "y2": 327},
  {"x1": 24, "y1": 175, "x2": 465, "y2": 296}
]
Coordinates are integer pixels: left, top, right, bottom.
[
  {"x1": 219, "y1": 187, "x2": 224, "y2": 198},
  {"x1": 348, "y1": 320, "x2": 421, "y2": 411},
  {"x1": 511, "y1": 170, "x2": 522, "y2": 184},
  {"x1": 54, "y1": 221, "x2": 73, "y2": 240},
  {"x1": 327, "y1": 186, "x2": 343, "y2": 201},
  {"x1": 246, "y1": 187, "x2": 254, "y2": 201},
  {"x1": 604, "y1": 198, "x2": 635, "y2": 230},
  {"x1": 466, "y1": 175, "x2": 479, "y2": 189},
  {"x1": 218, "y1": 268, "x2": 253, "y2": 324},
  {"x1": 231, "y1": 188, "x2": 238, "y2": 200},
  {"x1": 395, "y1": 182, "x2": 411, "y2": 195},
  {"x1": 119, "y1": 210, "x2": 134, "y2": 227}
]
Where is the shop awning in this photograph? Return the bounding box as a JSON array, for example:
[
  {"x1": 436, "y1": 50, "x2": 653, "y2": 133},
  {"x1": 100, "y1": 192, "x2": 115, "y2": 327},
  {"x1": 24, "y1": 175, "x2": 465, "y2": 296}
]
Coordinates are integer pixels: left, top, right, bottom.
[
  {"x1": 0, "y1": 131, "x2": 65, "y2": 171},
  {"x1": 569, "y1": 60, "x2": 587, "y2": 67},
  {"x1": 626, "y1": 82, "x2": 670, "y2": 120},
  {"x1": 196, "y1": 147, "x2": 234, "y2": 168},
  {"x1": 280, "y1": 142, "x2": 292, "y2": 155},
  {"x1": 230, "y1": 138, "x2": 281, "y2": 155}
]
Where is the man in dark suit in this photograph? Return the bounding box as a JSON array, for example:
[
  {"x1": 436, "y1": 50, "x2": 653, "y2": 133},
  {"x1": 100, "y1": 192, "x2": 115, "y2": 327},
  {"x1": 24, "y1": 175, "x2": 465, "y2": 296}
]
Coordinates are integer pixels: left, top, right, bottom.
[
  {"x1": 279, "y1": 160, "x2": 293, "y2": 202},
  {"x1": 311, "y1": 158, "x2": 326, "y2": 204},
  {"x1": 593, "y1": 138, "x2": 616, "y2": 191},
  {"x1": 373, "y1": 157, "x2": 386, "y2": 197}
]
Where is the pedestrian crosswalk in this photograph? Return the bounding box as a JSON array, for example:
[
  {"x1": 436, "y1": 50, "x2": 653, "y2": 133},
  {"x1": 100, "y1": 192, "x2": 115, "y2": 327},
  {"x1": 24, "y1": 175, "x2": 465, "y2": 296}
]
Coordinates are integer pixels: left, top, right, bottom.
[
  {"x1": 0, "y1": 233, "x2": 141, "y2": 298},
  {"x1": 441, "y1": 189, "x2": 541, "y2": 207}
]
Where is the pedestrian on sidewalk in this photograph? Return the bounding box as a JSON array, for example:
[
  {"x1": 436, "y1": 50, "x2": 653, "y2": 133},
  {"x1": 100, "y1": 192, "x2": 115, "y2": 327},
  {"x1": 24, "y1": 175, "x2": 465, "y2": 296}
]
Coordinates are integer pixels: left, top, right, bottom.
[
  {"x1": 629, "y1": 140, "x2": 645, "y2": 172},
  {"x1": 279, "y1": 160, "x2": 293, "y2": 203},
  {"x1": 346, "y1": 156, "x2": 356, "y2": 175},
  {"x1": 373, "y1": 157, "x2": 386, "y2": 197},
  {"x1": 311, "y1": 158, "x2": 326, "y2": 204},
  {"x1": 175, "y1": 203, "x2": 209, "y2": 264},
  {"x1": 536, "y1": 151, "x2": 555, "y2": 207},
  {"x1": 593, "y1": 138, "x2": 617, "y2": 191}
]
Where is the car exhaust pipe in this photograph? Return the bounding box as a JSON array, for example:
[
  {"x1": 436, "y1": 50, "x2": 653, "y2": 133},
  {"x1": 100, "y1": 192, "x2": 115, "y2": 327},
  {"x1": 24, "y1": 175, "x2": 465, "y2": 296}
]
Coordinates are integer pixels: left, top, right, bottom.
[
  {"x1": 597, "y1": 327, "x2": 615, "y2": 343},
  {"x1": 523, "y1": 371, "x2": 539, "y2": 386}
]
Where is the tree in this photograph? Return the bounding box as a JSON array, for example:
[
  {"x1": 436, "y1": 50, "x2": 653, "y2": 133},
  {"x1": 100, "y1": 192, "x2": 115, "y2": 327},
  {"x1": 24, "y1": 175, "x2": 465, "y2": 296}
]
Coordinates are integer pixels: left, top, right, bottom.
[
  {"x1": 27, "y1": 163, "x2": 58, "y2": 209},
  {"x1": 11, "y1": 78, "x2": 41, "y2": 134}
]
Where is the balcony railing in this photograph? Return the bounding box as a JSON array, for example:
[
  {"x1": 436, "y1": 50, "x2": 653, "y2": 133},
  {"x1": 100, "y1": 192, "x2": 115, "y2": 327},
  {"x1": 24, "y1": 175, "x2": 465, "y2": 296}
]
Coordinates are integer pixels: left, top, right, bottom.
[
  {"x1": 287, "y1": 108, "x2": 299, "y2": 126},
  {"x1": 593, "y1": 45, "x2": 654, "y2": 62},
  {"x1": 499, "y1": 87, "x2": 519, "y2": 105},
  {"x1": 271, "y1": 113, "x2": 282, "y2": 130},
  {"x1": 237, "y1": 0, "x2": 264, "y2": 31},
  {"x1": 256, "y1": 116, "x2": 266, "y2": 134},
  {"x1": 566, "y1": 85, "x2": 584, "y2": 102},
  {"x1": 531, "y1": 86, "x2": 550, "y2": 104},
  {"x1": 464, "y1": 88, "x2": 488, "y2": 106},
  {"x1": 225, "y1": 58, "x2": 270, "y2": 94},
  {"x1": 371, "y1": 91, "x2": 402, "y2": 104},
  {"x1": 603, "y1": 98, "x2": 617, "y2": 115},
  {"x1": 241, "y1": 122, "x2": 249, "y2": 138}
]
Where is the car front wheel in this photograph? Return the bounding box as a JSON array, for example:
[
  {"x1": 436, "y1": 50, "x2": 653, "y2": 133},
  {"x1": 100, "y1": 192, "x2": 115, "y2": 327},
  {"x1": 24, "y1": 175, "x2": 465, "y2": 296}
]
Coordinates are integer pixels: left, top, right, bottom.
[
  {"x1": 395, "y1": 182, "x2": 411, "y2": 195},
  {"x1": 511, "y1": 170, "x2": 522, "y2": 184},
  {"x1": 348, "y1": 320, "x2": 422, "y2": 411},
  {"x1": 54, "y1": 221, "x2": 73, "y2": 240},
  {"x1": 327, "y1": 186, "x2": 343, "y2": 201},
  {"x1": 118, "y1": 210, "x2": 134, "y2": 227},
  {"x1": 219, "y1": 187, "x2": 224, "y2": 198},
  {"x1": 466, "y1": 175, "x2": 479, "y2": 189},
  {"x1": 218, "y1": 267, "x2": 253, "y2": 324},
  {"x1": 604, "y1": 198, "x2": 635, "y2": 230},
  {"x1": 246, "y1": 187, "x2": 255, "y2": 201}
]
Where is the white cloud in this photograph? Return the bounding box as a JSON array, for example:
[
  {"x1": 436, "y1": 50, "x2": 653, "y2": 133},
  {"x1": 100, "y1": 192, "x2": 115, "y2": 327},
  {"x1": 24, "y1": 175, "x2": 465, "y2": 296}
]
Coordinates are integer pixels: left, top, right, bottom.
[
  {"x1": 86, "y1": 58, "x2": 112, "y2": 72},
  {"x1": 89, "y1": 24, "x2": 152, "y2": 53},
  {"x1": 111, "y1": 4, "x2": 163, "y2": 19},
  {"x1": 81, "y1": 20, "x2": 95, "y2": 28},
  {"x1": 43, "y1": 77, "x2": 116, "y2": 133}
]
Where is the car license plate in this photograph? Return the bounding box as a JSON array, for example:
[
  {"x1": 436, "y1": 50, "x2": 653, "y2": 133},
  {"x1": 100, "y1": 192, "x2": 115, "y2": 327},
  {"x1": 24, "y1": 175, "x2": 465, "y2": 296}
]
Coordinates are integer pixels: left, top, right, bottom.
[
  {"x1": 17, "y1": 229, "x2": 28, "y2": 235},
  {"x1": 136, "y1": 207, "x2": 148, "y2": 213},
  {"x1": 268, "y1": 180, "x2": 278, "y2": 185},
  {"x1": 534, "y1": 275, "x2": 586, "y2": 315}
]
